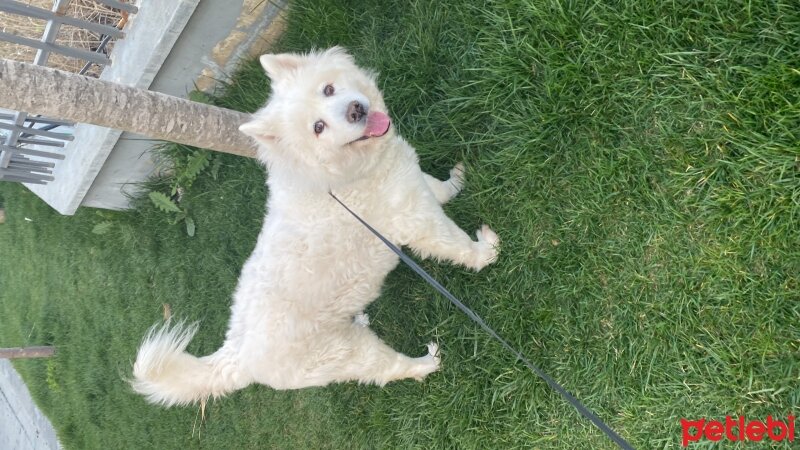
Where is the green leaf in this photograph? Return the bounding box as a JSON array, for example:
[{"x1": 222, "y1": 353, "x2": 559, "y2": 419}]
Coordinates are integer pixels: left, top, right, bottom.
[
  {"x1": 188, "y1": 90, "x2": 214, "y2": 105},
  {"x1": 180, "y1": 151, "x2": 211, "y2": 187},
  {"x1": 148, "y1": 191, "x2": 181, "y2": 214},
  {"x1": 185, "y1": 216, "x2": 196, "y2": 237},
  {"x1": 91, "y1": 221, "x2": 113, "y2": 235}
]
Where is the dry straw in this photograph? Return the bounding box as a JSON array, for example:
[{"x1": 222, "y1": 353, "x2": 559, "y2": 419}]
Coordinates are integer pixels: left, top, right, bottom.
[{"x1": 0, "y1": 0, "x2": 124, "y2": 76}]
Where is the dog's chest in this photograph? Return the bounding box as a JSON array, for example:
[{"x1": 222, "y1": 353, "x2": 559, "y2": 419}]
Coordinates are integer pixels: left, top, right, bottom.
[{"x1": 255, "y1": 199, "x2": 399, "y2": 277}]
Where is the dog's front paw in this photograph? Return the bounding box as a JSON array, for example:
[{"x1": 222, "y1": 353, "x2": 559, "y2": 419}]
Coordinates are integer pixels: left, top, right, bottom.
[
  {"x1": 427, "y1": 342, "x2": 441, "y2": 362},
  {"x1": 472, "y1": 225, "x2": 500, "y2": 271},
  {"x1": 448, "y1": 162, "x2": 466, "y2": 195},
  {"x1": 413, "y1": 342, "x2": 441, "y2": 381}
]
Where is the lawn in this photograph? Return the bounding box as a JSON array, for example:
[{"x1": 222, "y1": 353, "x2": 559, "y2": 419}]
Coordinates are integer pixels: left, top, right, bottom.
[{"x1": 1, "y1": 0, "x2": 798, "y2": 448}]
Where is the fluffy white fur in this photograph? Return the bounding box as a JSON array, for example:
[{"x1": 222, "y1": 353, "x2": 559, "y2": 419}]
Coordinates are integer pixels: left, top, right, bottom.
[{"x1": 132, "y1": 47, "x2": 500, "y2": 407}]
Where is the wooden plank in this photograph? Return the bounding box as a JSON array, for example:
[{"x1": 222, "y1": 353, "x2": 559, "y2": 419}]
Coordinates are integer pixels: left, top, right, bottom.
[
  {"x1": 34, "y1": 0, "x2": 72, "y2": 66},
  {"x1": 0, "y1": 111, "x2": 26, "y2": 167},
  {"x1": 1, "y1": 167, "x2": 54, "y2": 180},
  {"x1": 9, "y1": 158, "x2": 56, "y2": 169},
  {"x1": 0, "y1": 347, "x2": 56, "y2": 359},
  {"x1": 15, "y1": 137, "x2": 66, "y2": 148},
  {"x1": 23, "y1": 117, "x2": 74, "y2": 127},
  {"x1": 0, "y1": 144, "x2": 66, "y2": 160},
  {"x1": 0, "y1": 31, "x2": 110, "y2": 66},
  {"x1": 0, "y1": 173, "x2": 48, "y2": 184},
  {"x1": 6, "y1": 162, "x2": 53, "y2": 174}
]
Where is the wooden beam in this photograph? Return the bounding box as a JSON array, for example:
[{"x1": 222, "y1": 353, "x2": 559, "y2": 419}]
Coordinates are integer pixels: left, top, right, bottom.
[{"x1": 0, "y1": 346, "x2": 56, "y2": 359}]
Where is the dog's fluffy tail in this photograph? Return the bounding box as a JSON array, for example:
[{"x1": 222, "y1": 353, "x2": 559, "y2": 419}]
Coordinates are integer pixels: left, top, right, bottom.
[{"x1": 132, "y1": 321, "x2": 248, "y2": 407}]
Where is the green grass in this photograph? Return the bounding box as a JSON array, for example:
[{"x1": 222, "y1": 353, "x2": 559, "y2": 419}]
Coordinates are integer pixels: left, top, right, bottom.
[{"x1": 1, "y1": 0, "x2": 798, "y2": 448}]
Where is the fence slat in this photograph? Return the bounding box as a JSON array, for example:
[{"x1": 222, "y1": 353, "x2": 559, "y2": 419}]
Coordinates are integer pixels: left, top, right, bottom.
[
  {"x1": 0, "y1": 122, "x2": 74, "y2": 140},
  {"x1": 0, "y1": 111, "x2": 25, "y2": 167},
  {"x1": 25, "y1": 117, "x2": 74, "y2": 127},
  {"x1": 9, "y1": 158, "x2": 56, "y2": 169},
  {"x1": 8, "y1": 157, "x2": 54, "y2": 171},
  {"x1": 34, "y1": 0, "x2": 72, "y2": 65},
  {"x1": 4, "y1": 164, "x2": 53, "y2": 175},
  {"x1": 0, "y1": 0, "x2": 138, "y2": 187},
  {"x1": 0, "y1": 172, "x2": 49, "y2": 184},
  {"x1": 2, "y1": 165, "x2": 53, "y2": 178},
  {"x1": 2, "y1": 110, "x2": 26, "y2": 147},
  {"x1": 0, "y1": 113, "x2": 74, "y2": 127},
  {"x1": 10, "y1": 163, "x2": 55, "y2": 172},
  {"x1": 0, "y1": 31, "x2": 110, "y2": 65},
  {"x1": 0, "y1": 2, "x2": 124, "y2": 38},
  {"x1": 0, "y1": 144, "x2": 66, "y2": 160},
  {"x1": 15, "y1": 137, "x2": 66, "y2": 148},
  {"x1": 79, "y1": 33, "x2": 113, "y2": 75}
]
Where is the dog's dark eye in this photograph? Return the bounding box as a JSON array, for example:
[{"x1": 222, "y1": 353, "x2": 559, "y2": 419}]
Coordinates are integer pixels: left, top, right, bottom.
[
  {"x1": 323, "y1": 84, "x2": 334, "y2": 96},
  {"x1": 314, "y1": 120, "x2": 325, "y2": 134}
]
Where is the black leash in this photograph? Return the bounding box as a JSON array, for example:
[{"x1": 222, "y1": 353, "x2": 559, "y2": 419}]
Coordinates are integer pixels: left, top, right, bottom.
[{"x1": 330, "y1": 192, "x2": 634, "y2": 450}]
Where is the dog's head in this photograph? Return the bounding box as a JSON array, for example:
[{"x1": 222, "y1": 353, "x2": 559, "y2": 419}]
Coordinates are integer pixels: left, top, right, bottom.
[{"x1": 240, "y1": 47, "x2": 393, "y2": 190}]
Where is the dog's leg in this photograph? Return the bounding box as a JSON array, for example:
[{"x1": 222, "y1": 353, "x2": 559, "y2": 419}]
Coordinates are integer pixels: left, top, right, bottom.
[
  {"x1": 408, "y1": 211, "x2": 500, "y2": 271},
  {"x1": 423, "y1": 162, "x2": 464, "y2": 205},
  {"x1": 318, "y1": 326, "x2": 440, "y2": 386}
]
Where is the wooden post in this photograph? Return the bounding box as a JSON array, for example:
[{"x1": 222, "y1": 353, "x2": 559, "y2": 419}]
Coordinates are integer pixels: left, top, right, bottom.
[
  {"x1": 0, "y1": 346, "x2": 55, "y2": 359},
  {"x1": 0, "y1": 59, "x2": 258, "y2": 159}
]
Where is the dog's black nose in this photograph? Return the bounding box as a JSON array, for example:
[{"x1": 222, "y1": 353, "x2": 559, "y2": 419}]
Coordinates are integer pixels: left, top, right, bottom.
[{"x1": 347, "y1": 101, "x2": 367, "y2": 123}]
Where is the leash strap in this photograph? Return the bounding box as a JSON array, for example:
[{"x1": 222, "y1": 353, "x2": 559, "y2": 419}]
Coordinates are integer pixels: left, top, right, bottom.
[{"x1": 330, "y1": 192, "x2": 634, "y2": 450}]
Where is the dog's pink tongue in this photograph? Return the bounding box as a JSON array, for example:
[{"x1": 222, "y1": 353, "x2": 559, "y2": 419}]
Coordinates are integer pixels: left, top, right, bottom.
[{"x1": 364, "y1": 111, "x2": 391, "y2": 137}]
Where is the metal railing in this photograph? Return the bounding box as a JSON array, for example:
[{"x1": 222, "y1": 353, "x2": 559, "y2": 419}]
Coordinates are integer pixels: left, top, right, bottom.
[{"x1": 0, "y1": 0, "x2": 137, "y2": 184}]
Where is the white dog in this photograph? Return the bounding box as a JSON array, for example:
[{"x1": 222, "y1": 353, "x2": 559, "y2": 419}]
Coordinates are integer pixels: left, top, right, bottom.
[{"x1": 132, "y1": 47, "x2": 500, "y2": 407}]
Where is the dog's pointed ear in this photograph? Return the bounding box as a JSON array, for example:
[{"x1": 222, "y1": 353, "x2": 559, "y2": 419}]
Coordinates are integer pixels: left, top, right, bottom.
[
  {"x1": 259, "y1": 53, "x2": 304, "y2": 81},
  {"x1": 239, "y1": 119, "x2": 275, "y2": 145}
]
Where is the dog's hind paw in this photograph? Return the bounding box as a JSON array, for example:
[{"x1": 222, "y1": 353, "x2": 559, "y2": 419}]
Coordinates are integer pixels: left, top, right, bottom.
[
  {"x1": 448, "y1": 162, "x2": 465, "y2": 194},
  {"x1": 412, "y1": 342, "x2": 441, "y2": 381},
  {"x1": 472, "y1": 224, "x2": 500, "y2": 271},
  {"x1": 353, "y1": 312, "x2": 370, "y2": 327}
]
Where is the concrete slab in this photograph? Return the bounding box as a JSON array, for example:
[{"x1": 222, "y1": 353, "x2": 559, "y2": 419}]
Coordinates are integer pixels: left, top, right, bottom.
[
  {"x1": 24, "y1": 0, "x2": 288, "y2": 214},
  {"x1": 19, "y1": 0, "x2": 288, "y2": 214},
  {"x1": 0, "y1": 360, "x2": 61, "y2": 450},
  {"x1": 26, "y1": 0, "x2": 201, "y2": 214},
  {"x1": 80, "y1": 0, "x2": 288, "y2": 211},
  {"x1": 82, "y1": 0, "x2": 249, "y2": 210}
]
